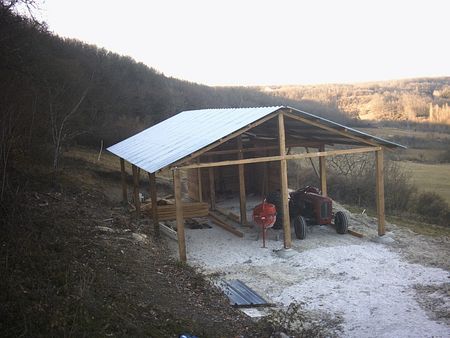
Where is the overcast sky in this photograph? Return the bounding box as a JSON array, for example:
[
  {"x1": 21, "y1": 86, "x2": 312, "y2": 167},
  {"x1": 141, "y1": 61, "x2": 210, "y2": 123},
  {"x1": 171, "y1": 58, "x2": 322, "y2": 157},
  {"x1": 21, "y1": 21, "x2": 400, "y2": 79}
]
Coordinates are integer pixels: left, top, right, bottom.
[{"x1": 40, "y1": 0, "x2": 450, "y2": 86}]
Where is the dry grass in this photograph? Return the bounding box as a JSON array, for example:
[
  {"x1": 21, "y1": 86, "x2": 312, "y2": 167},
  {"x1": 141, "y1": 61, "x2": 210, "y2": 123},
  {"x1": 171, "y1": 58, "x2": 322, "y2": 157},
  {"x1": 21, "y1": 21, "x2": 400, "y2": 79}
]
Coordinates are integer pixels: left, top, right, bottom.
[
  {"x1": 400, "y1": 161, "x2": 450, "y2": 204},
  {"x1": 66, "y1": 147, "x2": 123, "y2": 173},
  {"x1": 389, "y1": 216, "x2": 450, "y2": 237},
  {"x1": 358, "y1": 127, "x2": 450, "y2": 142}
]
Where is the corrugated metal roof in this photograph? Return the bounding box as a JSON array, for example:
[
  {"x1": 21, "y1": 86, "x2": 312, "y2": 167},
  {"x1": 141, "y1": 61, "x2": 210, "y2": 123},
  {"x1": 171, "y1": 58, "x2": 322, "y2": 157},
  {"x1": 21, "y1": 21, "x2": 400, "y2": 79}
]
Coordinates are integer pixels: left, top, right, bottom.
[
  {"x1": 287, "y1": 107, "x2": 406, "y2": 149},
  {"x1": 220, "y1": 279, "x2": 270, "y2": 308},
  {"x1": 107, "y1": 106, "x2": 405, "y2": 173},
  {"x1": 107, "y1": 106, "x2": 282, "y2": 173}
]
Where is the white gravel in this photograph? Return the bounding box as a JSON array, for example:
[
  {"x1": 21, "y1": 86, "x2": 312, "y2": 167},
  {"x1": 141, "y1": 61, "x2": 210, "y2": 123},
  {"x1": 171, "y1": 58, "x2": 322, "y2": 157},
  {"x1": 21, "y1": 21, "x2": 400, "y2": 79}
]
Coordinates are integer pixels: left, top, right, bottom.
[{"x1": 177, "y1": 202, "x2": 450, "y2": 338}]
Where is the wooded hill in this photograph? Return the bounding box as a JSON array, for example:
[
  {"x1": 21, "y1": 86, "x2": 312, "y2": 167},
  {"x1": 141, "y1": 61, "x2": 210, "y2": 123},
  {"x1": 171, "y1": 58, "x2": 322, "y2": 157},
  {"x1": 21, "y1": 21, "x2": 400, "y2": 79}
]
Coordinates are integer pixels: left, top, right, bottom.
[
  {"x1": 261, "y1": 77, "x2": 450, "y2": 124},
  {"x1": 0, "y1": 4, "x2": 347, "y2": 177}
]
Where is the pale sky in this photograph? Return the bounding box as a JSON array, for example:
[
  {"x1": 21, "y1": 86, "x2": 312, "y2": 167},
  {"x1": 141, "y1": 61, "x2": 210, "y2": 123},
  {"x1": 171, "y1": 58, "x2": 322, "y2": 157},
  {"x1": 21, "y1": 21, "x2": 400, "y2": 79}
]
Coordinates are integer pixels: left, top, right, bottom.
[{"x1": 39, "y1": 0, "x2": 450, "y2": 86}]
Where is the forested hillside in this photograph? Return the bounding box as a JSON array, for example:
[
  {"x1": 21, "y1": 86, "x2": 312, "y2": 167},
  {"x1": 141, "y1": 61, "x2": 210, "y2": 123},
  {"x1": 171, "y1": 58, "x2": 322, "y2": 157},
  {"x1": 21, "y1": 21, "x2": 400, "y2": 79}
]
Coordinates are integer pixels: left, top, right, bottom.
[
  {"x1": 0, "y1": 3, "x2": 348, "y2": 184},
  {"x1": 262, "y1": 77, "x2": 450, "y2": 124}
]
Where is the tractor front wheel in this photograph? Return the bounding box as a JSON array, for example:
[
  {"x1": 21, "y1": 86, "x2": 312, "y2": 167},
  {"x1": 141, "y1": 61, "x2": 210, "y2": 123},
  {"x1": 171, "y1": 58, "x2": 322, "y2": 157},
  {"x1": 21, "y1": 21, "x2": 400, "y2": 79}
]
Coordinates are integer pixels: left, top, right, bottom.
[
  {"x1": 293, "y1": 216, "x2": 307, "y2": 240},
  {"x1": 335, "y1": 211, "x2": 348, "y2": 234}
]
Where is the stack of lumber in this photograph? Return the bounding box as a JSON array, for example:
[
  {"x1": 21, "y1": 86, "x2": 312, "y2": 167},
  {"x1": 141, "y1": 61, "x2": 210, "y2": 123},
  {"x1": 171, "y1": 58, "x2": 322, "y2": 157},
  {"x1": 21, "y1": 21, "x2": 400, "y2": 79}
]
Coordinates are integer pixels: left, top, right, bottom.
[{"x1": 145, "y1": 202, "x2": 209, "y2": 221}]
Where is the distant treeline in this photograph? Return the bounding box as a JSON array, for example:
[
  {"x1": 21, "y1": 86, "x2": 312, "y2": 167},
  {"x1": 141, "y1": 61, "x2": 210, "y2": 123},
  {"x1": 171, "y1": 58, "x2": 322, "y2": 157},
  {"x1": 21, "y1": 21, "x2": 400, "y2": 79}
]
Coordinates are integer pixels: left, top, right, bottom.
[{"x1": 262, "y1": 78, "x2": 450, "y2": 124}]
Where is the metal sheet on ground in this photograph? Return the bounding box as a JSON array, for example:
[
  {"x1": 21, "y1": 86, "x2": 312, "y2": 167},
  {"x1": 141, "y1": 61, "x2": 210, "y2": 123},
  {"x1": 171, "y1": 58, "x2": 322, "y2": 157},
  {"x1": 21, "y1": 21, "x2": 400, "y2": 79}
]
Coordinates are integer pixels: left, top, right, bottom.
[{"x1": 221, "y1": 279, "x2": 270, "y2": 308}]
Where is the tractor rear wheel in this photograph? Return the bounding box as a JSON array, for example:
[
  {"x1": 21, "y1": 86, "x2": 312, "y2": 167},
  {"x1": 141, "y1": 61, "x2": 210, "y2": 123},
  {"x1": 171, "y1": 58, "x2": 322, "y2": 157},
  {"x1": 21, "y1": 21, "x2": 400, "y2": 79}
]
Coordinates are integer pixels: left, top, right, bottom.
[
  {"x1": 335, "y1": 211, "x2": 348, "y2": 234},
  {"x1": 293, "y1": 216, "x2": 307, "y2": 240}
]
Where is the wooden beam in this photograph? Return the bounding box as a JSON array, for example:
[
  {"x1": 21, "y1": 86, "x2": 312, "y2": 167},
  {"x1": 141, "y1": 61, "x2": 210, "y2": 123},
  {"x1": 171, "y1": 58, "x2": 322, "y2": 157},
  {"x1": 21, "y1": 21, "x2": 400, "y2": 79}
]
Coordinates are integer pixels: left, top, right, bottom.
[
  {"x1": 197, "y1": 169, "x2": 203, "y2": 202},
  {"x1": 237, "y1": 136, "x2": 247, "y2": 225},
  {"x1": 176, "y1": 146, "x2": 382, "y2": 170},
  {"x1": 375, "y1": 149, "x2": 386, "y2": 236},
  {"x1": 173, "y1": 169, "x2": 187, "y2": 262},
  {"x1": 319, "y1": 145, "x2": 327, "y2": 196},
  {"x1": 284, "y1": 111, "x2": 381, "y2": 148},
  {"x1": 132, "y1": 164, "x2": 140, "y2": 218},
  {"x1": 209, "y1": 212, "x2": 244, "y2": 238},
  {"x1": 203, "y1": 142, "x2": 322, "y2": 157},
  {"x1": 196, "y1": 158, "x2": 203, "y2": 202},
  {"x1": 208, "y1": 166, "x2": 216, "y2": 211},
  {"x1": 148, "y1": 172, "x2": 160, "y2": 237},
  {"x1": 120, "y1": 158, "x2": 128, "y2": 204},
  {"x1": 262, "y1": 160, "x2": 269, "y2": 197},
  {"x1": 170, "y1": 110, "x2": 282, "y2": 167},
  {"x1": 279, "y1": 113, "x2": 291, "y2": 249}
]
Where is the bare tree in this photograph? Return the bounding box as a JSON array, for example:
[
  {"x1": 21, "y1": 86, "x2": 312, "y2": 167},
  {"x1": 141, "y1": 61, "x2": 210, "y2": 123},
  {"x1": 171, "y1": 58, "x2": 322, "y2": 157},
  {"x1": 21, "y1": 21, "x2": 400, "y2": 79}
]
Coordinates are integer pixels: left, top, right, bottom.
[
  {"x1": 47, "y1": 82, "x2": 90, "y2": 171},
  {"x1": 0, "y1": 107, "x2": 21, "y2": 201},
  {"x1": 329, "y1": 153, "x2": 370, "y2": 177}
]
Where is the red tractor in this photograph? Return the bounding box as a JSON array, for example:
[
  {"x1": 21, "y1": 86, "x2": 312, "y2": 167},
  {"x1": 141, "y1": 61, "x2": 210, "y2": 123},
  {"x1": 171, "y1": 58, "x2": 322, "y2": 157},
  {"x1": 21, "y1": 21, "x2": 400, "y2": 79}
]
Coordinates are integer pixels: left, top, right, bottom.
[{"x1": 266, "y1": 186, "x2": 348, "y2": 240}]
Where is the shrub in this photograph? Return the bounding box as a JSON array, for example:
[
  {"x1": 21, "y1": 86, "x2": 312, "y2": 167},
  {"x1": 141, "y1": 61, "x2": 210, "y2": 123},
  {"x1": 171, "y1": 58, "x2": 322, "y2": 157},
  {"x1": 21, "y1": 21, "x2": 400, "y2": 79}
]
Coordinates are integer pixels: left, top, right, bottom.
[
  {"x1": 411, "y1": 192, "x2": 450, "y2": 226},
  {"x1": 257, "y1": 302, "x2": 343, "y2": 338},
  {"x1": 326, "y1": 154, "x2": 416, "y2": 213}
]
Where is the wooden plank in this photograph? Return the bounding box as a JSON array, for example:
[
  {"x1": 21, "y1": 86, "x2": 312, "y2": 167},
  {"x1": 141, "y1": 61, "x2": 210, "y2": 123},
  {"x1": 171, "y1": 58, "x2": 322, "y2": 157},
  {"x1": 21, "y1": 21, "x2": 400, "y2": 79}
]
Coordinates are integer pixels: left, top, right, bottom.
[
  {"x1": 132, "y1": 164, "x2": 140, "y2": 218},
  {"x1": 284, "y1": 110, "x2": 381, "y2": 148},
  {"x1": 215, "y1": 207, "x2": 241, "y2": 223},
  {"x1": 144, "y1": 202, "x2": 209, "y2": 220},
  {"x1": 159, "y1": 222, "x2": 177, "y2": 241},
  {"x1": 209, "y1": 212, "x2": 244, "y2": 237},
  {"x1": 209, "y1": 166, "x2": 216, "y2": 211},
  {"x1": 348, "y1": 229, "x2": 364, "y2": 238},
  {"x1": 237, "y1": 136, "x2": 247, "y2": 225},
  {"x1": 176, "y1": 146, "x2": 381, "y2": 170},
  {"x1": 148, "y1": 172, "x2": 160, "y2": 237},
  {"x1": 120, "y1": 158, "x2": 128, "y2": 204},
  {"x1": 375, "y1": 149, "x2": 386, "y2": 236},
  {"x1": 173, "y1": 169, "x2": 186, "y2": 262},
  {"x1": 279, "y1": 113, "x2": 292, "y2": 249},
  {"x1": 319, "y1": 145, "x2": 327, "y2": 196},
  {"x1": 170, "y1": 110, "x2": 282, "y2": 167}
]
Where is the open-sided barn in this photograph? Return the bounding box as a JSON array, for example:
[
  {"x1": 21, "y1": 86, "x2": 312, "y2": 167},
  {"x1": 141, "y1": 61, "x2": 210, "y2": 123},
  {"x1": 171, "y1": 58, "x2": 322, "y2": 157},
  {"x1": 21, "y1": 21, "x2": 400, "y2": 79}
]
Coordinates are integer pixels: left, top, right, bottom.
[{"x1": 107, "y1": 106, "x2": 404, "y2": 261}]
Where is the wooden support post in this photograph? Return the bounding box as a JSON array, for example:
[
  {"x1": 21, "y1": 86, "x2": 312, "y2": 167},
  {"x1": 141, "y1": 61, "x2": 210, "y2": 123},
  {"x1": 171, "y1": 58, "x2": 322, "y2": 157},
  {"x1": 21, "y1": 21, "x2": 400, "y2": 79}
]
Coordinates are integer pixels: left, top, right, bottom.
[
  {"x1": 375, "y1": 149, "x2": 385, "y2": 236},
  {"x1": 120, "y1": 158, "x2": 128, "y2": 204},
  {"x1": 174, "y1": 169, "x2": 187, "y2": 262},
  {"x1": 319, "y1": 145, "x2": 327, "y2": 196},
  {"x1": 237, "y1": 136, "x2": 247, "y2": 225},
  {"x1": 262, "y1": 161, "x2": 269, "y2": 197},
  {"x1": 208, "y1": 166, "x2": 216, "y2": 211},
  {"x1": 278, "y1": 113, "x2": 292, "y2": 248},
  {"x1": 132, "y1": 164, "x2": 140, "y2": 218},
  {"x1": 148, "y1": 172, "x2": 160, "y2": 237},
  {"x1": 197, "y1": 159, "x2": 203, "y2": 202}
]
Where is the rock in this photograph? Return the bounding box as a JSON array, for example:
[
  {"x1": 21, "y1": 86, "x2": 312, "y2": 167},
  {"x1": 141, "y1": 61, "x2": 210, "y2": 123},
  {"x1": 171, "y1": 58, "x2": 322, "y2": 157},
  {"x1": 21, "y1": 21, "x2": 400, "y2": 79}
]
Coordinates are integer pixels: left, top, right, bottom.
[
  {"x1": 274, "y1": 248, "x2": 297, "y2": 259},
  {"x1": 96, "y1": 226, "x2": 116, "y2": 233},
  {"x1": 372, "y1": 235, "x2": 395, "y2": 245},
  {"x1": 132, "y1": 233, "x2": 148, "y2": 243}
]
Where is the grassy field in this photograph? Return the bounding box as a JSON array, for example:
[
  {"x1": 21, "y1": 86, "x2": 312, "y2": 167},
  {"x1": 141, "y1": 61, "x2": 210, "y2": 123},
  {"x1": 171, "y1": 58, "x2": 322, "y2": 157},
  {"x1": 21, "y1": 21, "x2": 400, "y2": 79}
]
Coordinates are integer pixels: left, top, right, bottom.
[{"x1": 400, "y1": 161, "x2": 450, "y2": 204}]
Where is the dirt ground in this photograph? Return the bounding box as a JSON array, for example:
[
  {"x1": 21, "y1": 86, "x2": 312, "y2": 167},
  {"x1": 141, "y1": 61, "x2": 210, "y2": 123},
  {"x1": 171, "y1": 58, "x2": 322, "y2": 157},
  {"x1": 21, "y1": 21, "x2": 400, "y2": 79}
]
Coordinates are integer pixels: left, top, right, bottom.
[
  {"x1": 163, "y1": 196, "x2": 450, "y2": 338},
  {"x1": 0, "y1": 155, "x2": 262, "y2": 337}
]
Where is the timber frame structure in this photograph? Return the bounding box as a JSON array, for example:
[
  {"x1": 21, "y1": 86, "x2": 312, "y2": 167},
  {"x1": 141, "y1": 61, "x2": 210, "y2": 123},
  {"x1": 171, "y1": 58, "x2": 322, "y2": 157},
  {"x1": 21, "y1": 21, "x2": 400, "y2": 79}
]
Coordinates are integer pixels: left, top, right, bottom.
[{"x1": 107, "y1": 106, "x2": 405, "y2": 262}]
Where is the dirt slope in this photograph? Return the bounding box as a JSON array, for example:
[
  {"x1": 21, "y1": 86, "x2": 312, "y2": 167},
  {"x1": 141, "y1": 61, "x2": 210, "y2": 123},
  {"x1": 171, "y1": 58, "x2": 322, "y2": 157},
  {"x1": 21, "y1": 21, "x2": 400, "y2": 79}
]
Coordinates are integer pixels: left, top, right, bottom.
[{"x1": 0, "y1": 158, "x2": 259, "y2": 337}]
